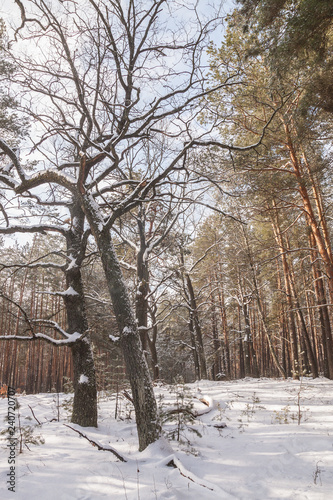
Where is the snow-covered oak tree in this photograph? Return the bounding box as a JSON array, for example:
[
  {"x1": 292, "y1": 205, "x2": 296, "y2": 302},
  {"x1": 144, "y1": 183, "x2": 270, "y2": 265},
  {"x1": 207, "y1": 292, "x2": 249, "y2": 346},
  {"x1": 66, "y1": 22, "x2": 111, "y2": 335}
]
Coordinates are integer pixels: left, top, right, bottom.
[{"x1": 0, "y1": 0, "x2": 281, "y2": 450}]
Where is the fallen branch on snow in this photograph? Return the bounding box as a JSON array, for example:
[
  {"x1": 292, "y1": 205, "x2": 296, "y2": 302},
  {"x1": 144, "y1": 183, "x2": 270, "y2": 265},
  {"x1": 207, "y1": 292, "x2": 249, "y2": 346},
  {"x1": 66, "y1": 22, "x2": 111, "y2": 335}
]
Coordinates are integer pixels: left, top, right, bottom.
[{"x1": 64, "y1": 424, "x2": 127, "y2": 462}]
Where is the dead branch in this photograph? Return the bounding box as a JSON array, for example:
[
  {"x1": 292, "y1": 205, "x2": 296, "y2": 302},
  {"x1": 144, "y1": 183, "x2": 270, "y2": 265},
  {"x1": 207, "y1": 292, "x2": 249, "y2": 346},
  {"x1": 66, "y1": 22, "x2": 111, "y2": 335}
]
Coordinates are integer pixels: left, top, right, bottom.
[
  {"x1": 123, "y1": 390, "x2": 134, "y2": 404},
  {"x1": 28, "y1": 405, "x2": 41, "y2": 425},
  {"x1": 64, "y1": 424, "x2": 127, "y2": 462}
]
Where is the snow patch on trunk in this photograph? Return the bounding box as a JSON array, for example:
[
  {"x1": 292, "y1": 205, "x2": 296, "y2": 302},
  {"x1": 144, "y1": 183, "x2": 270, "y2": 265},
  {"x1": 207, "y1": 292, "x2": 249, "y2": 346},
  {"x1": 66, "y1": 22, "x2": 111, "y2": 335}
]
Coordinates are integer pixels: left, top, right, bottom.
[
  {"x1": 109, "y1": 334, "x2": 120, "y2": 342},
  {"x1": 79, "y1": 374, "x2": 89, "y2": 384},
  {"x1": 66, "y1": 254, "x2": 78, "y2": 270}
]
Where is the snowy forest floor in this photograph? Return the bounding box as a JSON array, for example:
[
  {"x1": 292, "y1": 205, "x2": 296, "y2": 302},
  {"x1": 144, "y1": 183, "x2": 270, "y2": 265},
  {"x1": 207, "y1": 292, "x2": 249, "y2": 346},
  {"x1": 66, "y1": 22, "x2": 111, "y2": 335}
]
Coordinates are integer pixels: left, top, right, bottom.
[{"x1": 0, "y1": 377, "x2": 333, "y2": 499}]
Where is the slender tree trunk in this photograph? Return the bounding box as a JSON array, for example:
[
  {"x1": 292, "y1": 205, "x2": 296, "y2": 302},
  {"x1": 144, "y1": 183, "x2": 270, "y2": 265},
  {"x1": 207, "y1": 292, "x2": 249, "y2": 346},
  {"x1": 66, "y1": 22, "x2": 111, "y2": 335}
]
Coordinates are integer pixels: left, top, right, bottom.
[
  {"x1": 241, "y1": 223, "x2": 286, "y2": 378},
  {"x1": 179, "y1": 247, "x2": 207, "y2": 380},
  {"x1": 208, "y1": 276, "x2": 222, "y2": 379},
  {"x1": 185, "y1": 273, "x2": 208, "y2": 379},
  {"x1": 242, "y1": 302, "x2": 259, "y2": 378},
  {"x1": 216, "y1": 267, "x2": 231, "y2": 378},
  {"x1": 303, "y1": 152, "x2": 333, "y2": 260},
  {"x1": 309, "y1": 232, "x2": 333, "y2": 378},
  {"x1": 189, "y1": 311, "x2": 200, "y2": 380},
  {"x1": 242, "y1": 302, "x2": 251, "y2": 377},
  {"x1": 238, "y1": 304, "x2": 245, "y2": 378},
  {"x1": 136, "y1": 208, "x2": 150, "y2": 360},
  {"x1": 270, "y1": 209, "x2": 300, "y2": 378},
  {"x1": 283, "y1": 122, "x2": 333, "y2": 301},
  {"x1": 135, "y1": 206, "x2": 161, "y2": 378},
  {"x1": 147, "y1": 304, "x2": 160, "y2": 380}
]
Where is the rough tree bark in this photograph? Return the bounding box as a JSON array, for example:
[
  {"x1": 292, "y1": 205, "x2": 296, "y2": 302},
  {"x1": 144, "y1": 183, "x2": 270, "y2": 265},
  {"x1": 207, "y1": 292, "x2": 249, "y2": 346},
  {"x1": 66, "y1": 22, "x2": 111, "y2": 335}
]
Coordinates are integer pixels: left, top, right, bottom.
[
  {"x1": 65, "y1": 198, "x2": 97, "y2": 427},
  {"x1": 80, "y1": 191, "x2": 160, "y2": 450},
  {"x1": 136, "y1": 205, "x2": 151, "y2": 361}
]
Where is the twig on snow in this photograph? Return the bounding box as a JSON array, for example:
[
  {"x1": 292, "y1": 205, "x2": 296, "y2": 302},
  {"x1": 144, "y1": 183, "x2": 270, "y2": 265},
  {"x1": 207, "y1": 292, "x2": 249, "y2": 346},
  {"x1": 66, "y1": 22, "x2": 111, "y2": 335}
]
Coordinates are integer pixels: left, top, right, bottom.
[
  {"x1": 28, "y1": 405, "x2": 41, "y2": 425},
  {"x1": 64, "y1": 424, "x2": 127, "y2": 462}
]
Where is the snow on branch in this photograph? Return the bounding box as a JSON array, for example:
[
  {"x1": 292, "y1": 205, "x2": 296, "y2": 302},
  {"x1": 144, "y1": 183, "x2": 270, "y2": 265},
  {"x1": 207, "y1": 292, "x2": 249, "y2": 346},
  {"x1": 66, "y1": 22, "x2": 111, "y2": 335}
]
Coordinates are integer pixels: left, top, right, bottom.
[
  {"x1": 15, "y1": 169, "x2": 76, "y2": 195},
  {"x1": 85, "y1": 292, "x2": 111, "y2": 306},
  {"x1": 0, "y1": 290, "x2": 83, "y2": 345},
  {"x1": 0, "y1": 250, "x2": 67, "y2": 272},
  {"x1": 0, "y1": 224, "x2": 67, "y2": 236},
  {"x1": 38, "y1": 287, "x2": 80, "y2": 297},
  {"x1": 0, "y1": 331, "x2": 82, "y2": 345},
  {"x1": 31, "y1": 318, "x2": 74, "y2": 338},
  {"x1": 0, "y1": 261, "x2": 65, "y2": 271}
]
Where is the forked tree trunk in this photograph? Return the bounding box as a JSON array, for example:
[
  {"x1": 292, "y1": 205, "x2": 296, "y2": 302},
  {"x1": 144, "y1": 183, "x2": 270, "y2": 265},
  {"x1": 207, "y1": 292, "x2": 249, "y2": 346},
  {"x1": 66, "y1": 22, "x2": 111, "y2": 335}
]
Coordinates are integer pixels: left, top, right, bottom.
[{"x1": 180, "y1": 248, "x2": 207, "y2": 380}]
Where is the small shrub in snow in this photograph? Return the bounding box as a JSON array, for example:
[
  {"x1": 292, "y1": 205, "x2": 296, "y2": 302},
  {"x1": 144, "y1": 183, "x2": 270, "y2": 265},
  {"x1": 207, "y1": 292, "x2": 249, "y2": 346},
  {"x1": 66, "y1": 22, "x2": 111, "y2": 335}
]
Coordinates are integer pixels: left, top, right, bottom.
[
  {"x1": 159, "y1": 380, "x2": 202, "y2": 446},
  {"x1": 272, "y1": 405, "x2": 292, "y2": 424},
  {"x1": 1, "y1": 402, "x2": 45, "y2": 453},
  {"x1": 18, "y1": 424, "x2": 45, "y2": 453},
  {"x1": 61, "y1": 396, "x2": 74, "y2": 418},
  {"x1": 63, "y1": 376, "x2": 74, "y2": 394}
]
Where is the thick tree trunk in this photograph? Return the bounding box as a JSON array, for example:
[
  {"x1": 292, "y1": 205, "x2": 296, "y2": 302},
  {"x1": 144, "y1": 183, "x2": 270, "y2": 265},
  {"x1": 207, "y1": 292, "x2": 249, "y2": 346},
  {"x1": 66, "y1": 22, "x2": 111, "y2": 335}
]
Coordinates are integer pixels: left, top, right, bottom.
[
  {"x1": 71, "y1": 339, "x2": 97, "y2": 426},
  {"x1": 80, "y1": 193, "x2": 160, "y2": 450},
  {"x1": 64, "y1": 199, "x2": 97, "y2": 427}
]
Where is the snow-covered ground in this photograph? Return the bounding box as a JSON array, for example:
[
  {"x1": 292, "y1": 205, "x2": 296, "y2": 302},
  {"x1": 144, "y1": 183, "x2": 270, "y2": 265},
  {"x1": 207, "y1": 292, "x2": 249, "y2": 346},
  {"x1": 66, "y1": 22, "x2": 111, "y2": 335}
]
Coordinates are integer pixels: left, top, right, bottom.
[{"x1": 1, "y1": 377, "x2": 332, "y2": 499}]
